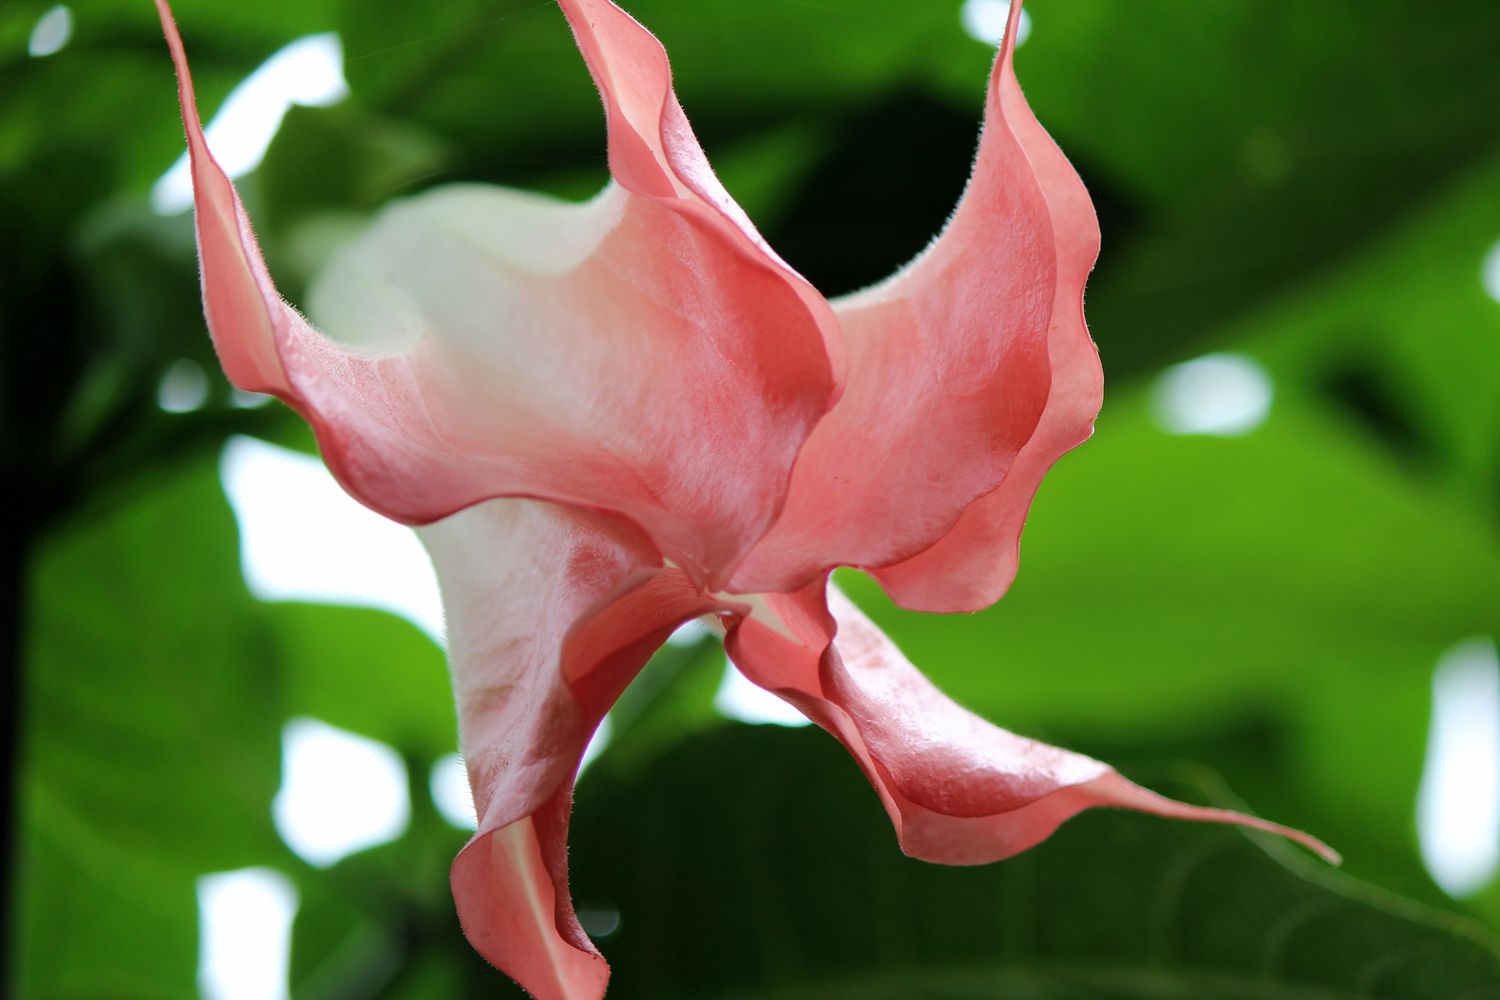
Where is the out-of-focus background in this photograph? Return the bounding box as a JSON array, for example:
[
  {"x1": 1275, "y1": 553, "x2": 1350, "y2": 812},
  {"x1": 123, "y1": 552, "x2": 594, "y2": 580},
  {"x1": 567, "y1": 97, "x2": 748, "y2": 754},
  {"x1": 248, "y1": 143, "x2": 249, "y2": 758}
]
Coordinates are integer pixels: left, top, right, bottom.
[{"x1": 6, "y1": 0, "x2": 1500, "y2": 996}]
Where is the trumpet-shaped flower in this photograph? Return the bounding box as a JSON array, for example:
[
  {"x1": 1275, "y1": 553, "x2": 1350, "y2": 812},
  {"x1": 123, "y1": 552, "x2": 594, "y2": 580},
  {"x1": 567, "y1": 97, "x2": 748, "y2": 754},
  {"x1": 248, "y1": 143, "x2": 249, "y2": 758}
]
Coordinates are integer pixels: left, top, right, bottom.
[{"x1": 156, "y1": 1, "x2": 1335, "y2": 997}]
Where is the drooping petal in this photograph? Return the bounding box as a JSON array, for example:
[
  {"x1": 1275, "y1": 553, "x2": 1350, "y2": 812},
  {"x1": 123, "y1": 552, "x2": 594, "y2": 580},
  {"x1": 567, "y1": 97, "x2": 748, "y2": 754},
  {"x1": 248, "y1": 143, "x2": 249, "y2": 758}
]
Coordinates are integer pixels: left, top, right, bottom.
[
  {"x1": 872, "y1": 21, "x2": 1103, "y2": 613},
  {"x1": 728, "y1": 0, "x2": 1099, "y2": 600},
  {"x1": 156, "y1": 0, "x2": 840, "y2": 590},
  {"x1": 419, "y1": 499, "x2": 726, "y2": 1000},
  {"x1": 724, "y1": 580, "x2": 1338, "y2": 867}
]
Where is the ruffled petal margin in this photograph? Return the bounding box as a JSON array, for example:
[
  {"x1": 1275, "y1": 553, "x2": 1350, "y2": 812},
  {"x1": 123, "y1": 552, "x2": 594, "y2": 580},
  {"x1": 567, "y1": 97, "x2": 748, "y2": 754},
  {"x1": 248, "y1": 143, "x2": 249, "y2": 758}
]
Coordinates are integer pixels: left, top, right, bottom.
[
  {"x1": 873, "y1": 4, "x2": 1104, "y2": 613},
  {"x1": 729, "y1": 0, "x2": 1092, "y2": 598},
  {"x1": 419, "y1": 500, "x2": 727, "y2": 1000},
  {"x1": 725, "y1": 580, "x2": 1339, "y2": 867},
  {"x1": 157, "y1": 0, "x2": 840, "y2": 590}
]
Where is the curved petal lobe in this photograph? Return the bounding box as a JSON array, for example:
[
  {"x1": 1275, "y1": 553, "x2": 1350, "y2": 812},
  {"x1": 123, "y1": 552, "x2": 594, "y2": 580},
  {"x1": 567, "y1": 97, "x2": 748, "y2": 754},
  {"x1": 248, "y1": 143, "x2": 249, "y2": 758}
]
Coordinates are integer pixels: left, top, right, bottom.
[
  {"x1": 724, "y1": 580, "x2": 1339, "y2": 867},
  {"x1": 873, "y1": 16, "x2": 1104, "y2": 612},
  {"x1": 157, "y1": 0, "x2": 839, "y2": 590},
  {"x1": 420, "y1": 500, "x2": 725, "y2": 1000},
  {"x1": 729, "y1": 2, "x2": 1072, "y2": 595}
]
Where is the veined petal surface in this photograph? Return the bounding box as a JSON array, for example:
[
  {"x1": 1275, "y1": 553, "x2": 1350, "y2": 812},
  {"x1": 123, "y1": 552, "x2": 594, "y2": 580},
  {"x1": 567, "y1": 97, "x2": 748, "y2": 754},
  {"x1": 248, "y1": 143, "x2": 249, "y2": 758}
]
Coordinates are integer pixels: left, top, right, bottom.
[
  {"x1": 420, "y1": 500, "x2": 724, "y2": 1000},
  {"x1": 725, "y1": 581, "x2": 1339, "y2": 867},
  {"x1": 729, "y1": 2, "x2": 1082, "y2": 597},
  {"x1": 157, "y1": 0, "x2": 839, "y2": 590}
]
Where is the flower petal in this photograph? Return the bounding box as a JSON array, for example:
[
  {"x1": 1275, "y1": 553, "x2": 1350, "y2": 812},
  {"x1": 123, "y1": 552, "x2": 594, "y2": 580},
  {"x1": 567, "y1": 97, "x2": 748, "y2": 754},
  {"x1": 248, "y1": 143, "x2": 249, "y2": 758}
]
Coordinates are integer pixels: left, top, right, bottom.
[
  {"x1": 872, "y1": 19, "x2": 1103, "y2": 612},
  {"x1": 156, "y1": 0, "x2": 839, "y2": 590},
  {"x1": 724, "y1": 580, "x2": 1339, "y2": 867},
  {"x1": 728, "y1": 1, "x2": 1097, "y2": 599},
  {"x1": 420, "y1": 499, "x2": 725, "y2": 1000}
]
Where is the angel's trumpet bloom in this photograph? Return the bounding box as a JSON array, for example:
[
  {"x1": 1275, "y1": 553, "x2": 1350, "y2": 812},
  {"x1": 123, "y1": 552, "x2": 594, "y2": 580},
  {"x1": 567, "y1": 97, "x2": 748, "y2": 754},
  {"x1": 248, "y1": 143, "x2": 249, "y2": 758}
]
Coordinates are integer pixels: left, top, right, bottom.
[{"x1": 156, "y1": 1, "x2": 1337, "y2": 997}]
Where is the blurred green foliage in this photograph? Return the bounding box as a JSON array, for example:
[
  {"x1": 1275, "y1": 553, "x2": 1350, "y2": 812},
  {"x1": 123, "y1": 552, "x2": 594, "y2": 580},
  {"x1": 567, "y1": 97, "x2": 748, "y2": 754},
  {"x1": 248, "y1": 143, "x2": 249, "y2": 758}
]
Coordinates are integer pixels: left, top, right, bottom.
[{"x1": 6, "y1": 0, "x2": 1500, "y2": 996}]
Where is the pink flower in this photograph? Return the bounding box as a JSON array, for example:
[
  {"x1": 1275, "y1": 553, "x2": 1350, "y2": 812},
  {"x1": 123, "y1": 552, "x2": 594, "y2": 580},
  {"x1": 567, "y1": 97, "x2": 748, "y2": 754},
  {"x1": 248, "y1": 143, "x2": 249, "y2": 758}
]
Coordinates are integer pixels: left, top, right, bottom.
[{"x1": 156, "y1": 1, "x2": 1336, "y2": 997}]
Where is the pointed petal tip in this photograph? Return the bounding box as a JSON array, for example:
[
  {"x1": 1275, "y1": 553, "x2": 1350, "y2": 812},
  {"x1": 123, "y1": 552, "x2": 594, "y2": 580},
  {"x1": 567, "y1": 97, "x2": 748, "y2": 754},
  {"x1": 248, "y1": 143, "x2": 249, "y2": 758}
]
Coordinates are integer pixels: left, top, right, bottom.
[
  {"x1": 1004, "y1": 0, "x2": 1026, "y2": 54},
  {"x1": 1224, "y1": 812, "x2": 1343, "y2": 867},
  {"x1": 1092, "y1": 771, "x2": 1341, "y2": 866}
]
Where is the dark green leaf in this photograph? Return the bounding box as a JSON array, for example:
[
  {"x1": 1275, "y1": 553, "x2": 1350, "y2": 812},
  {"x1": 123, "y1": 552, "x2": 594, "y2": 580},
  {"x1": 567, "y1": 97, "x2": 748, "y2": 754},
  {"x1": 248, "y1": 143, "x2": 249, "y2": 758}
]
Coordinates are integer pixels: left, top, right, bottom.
[
  {"x1": 269, "y1": 602, "x2": 454, "y2": 761},
  {"x1": 572, "y1": 726, "x2": 1500, "y2": 1000},
  {"x1": 17, "y1": 455, "x2": 286, "y2": 994}
]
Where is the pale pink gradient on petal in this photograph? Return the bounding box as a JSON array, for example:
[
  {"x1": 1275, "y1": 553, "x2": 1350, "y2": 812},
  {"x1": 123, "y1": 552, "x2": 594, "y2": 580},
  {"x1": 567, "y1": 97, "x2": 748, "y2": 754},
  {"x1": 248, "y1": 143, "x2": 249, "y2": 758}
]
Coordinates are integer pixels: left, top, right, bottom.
[
  {"x1": 873, "y1": 15, "x2": 1104, "y2": 613},
  {"x1": 156, "y1": 0, "x2": 837, "y2": 591},
  {"x1": 725, "y1": 581, "x2": 1339, "y2": 867},
  {"x1": 729, "y1": 0, "x2": 1073, "y2": 596},
  {"x1": 420, "y1": 500, "x2": 726, "y2": 1000}
]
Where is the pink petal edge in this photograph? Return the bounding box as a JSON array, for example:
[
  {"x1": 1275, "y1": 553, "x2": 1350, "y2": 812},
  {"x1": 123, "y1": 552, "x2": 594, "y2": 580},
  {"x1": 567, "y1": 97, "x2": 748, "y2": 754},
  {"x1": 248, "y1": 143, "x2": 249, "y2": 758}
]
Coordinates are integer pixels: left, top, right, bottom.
[
  {"x1": 728, "y1": 0, "x2": 1082, "y2": 598},
  {"x1": 874, "y1": 1, "x2": 1105, "y2": 612},
  {"x1": 420, "y1": 500, "x2": 728, "y2": 1000},
  {"x1": 725, "y1": 580, "x2": 1340, "y2": 868},
  {"x1": 156, "y1": 0, "x2": 841, "y2": 591}
]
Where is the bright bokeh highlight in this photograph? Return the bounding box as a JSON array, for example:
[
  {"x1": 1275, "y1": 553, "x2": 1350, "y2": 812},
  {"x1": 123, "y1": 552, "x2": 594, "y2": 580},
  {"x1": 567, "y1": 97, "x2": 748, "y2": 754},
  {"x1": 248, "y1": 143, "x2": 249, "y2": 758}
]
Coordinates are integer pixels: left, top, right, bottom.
[
  {"x1": 580, "y1": 716, "x2": 615, "y2": 770},
  {"x1": 156, "y1": 358, "x2": 209, "y2": 413},
  {"x1": 27, "y1": 5, "x2": 72, "y2": 57},
  {"x1": 152, "y1": 33, "x2": 348, "y2": 214},
  {"x1": 665, "y1": 618, "x2": 711, "y2": 647},
  {"x1": 431, "y1": 753, "x2": 479, "y2": 830},
  {"x1": 714, "y1": 656, "x2": 811, "y2": 727},
  {"x1": 220, "y1": 435, "x2": 445, "y2": 643},
  {"x1": 1153, "y1": 353, "x2": 1274, "y2": 437},
  {"x1": 960, "y1": 0, "x2": 1031, "y2": 47},
  {"x1": 430, "y1": 720, "x2": 614, "y2": 832},
  {"x1": 1418, "y1": 637, "x2": 1500, "y2": 898},
  {"x1": 273, "y1": 717, "x2": 410, "y2": 867},
  {"x1": 1482, "y1": 238, "x2": 1500, "y2": 305},
  {"x1": 197, "y1": 868, "x2": 297, "y2": 1000}
]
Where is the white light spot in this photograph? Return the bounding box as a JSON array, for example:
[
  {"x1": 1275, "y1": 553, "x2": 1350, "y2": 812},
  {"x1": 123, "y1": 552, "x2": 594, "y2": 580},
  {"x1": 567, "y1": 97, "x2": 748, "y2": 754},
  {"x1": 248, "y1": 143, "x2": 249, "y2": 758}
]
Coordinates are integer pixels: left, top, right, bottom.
[
  {"x1": 714, "y1": 657, "x2": 810, "y2": 727},
  {"x1": 232, "y1": 388, "x2": 274, "y2": 409},
  {"x1": 665, "y1": 618, "x2": 710, "y2": 647},
  {"x1": 152, "y1": 33, "x2": 349, "y2": 214},
  {"x1": 27, "y1": 5, "x2": 73, "y2": 58},
  {"x1": 156, "y1": 358, "x2": 210, "y2": 413},
  {"x1": 960, "y1": 0, "x2": 1031, "y2": 47},
  {"x1": 1418, "y1": 637, "x2": 1500, "y2": 898},
  {"x1": 430, "y1": 753, "x2": 477, "y2": 831},
  {"x1": 1153, "y1": 352, "x2": 1274, "y2": 437},
  {"x1": 430, "y1": 721, "x2": 610, "y2": 833},
  {"x1": 1482, "y1": 238, "x2": 1500, "y2": 305},
  {"x1": 580, "y1": 716, "x2": 614, "y2": 772},
  {"x1": 273, "y1": 717, "x2": 410, "y2": 867},
  {"x1": 220, "y1": 436, "x2": 445, "y2": 643},
  {"x1": 197, "y1": 868, "x2": 297, "y2": 1000}
]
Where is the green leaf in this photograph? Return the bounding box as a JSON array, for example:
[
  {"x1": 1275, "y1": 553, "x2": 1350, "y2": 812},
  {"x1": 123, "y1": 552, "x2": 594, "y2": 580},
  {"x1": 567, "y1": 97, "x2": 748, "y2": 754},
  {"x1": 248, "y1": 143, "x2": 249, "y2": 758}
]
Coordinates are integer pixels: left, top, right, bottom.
[
  {"x1": 1240, "y1": 148, "x2": 1500, "y2": 506},
  {"x1": 17, "y1": 454, "x2": 286, "y2": 995},
  {"x1": 571, "y1": 726, "x2": 1500, "y2": 1000},
  {"x1": 16, "y1": 786, "x2": 198, "y2": 1000},
  {"x1": 268, "y1": 602, "x2": 455, "y2": 761},
  {"x1": 1013, "y1": 0, "x2": 1500, "y2": 374}
]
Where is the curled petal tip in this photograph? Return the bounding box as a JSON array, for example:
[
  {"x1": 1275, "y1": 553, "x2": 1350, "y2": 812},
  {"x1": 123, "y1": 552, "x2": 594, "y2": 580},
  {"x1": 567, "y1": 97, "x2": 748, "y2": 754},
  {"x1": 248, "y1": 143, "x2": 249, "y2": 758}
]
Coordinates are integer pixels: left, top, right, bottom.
[
  {"x1": 727, "y1": 583, "x2": 1337, "y2": 872},
  {"x1": 1003, "y1": 0, "x2": 1026, "y2": 56},
  {"x1": 1087, "y1": 772, "x2": 1341, "y2": 866}
]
